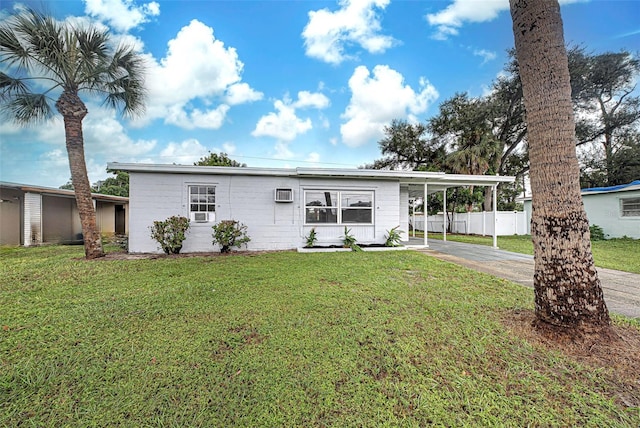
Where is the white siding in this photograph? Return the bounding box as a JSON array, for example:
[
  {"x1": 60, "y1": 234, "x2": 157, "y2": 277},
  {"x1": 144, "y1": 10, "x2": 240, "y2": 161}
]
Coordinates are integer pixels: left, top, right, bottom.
[
  {"x1": 523, "y1": 190, "x2": 640, "y2": 239},
  {"x1": 129, "y1": 173, "x2": 403, "y2": 253},
  {"x1": 23, "y1": 192, "x2": 42, "y2": 246}
]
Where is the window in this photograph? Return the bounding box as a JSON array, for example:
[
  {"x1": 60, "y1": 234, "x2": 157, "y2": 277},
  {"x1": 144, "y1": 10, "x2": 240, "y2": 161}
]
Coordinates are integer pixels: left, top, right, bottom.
[
  {"x1": 305, "y1": 190, "x2": 373, "y2": 224},
  {"x1": 621, "y1": 197, "x2": 640, "y2": 217},
  {"x1": 189, "y1": 185, "x2": 216, "y2": 213}
]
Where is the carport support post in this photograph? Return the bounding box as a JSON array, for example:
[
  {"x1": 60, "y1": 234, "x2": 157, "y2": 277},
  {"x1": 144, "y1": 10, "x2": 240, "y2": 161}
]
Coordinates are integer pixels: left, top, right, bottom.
[
  {"x1": 423, "y1": 183, "x2": 428, "y2": 247},
  {"x1": 442, "y1": 189, "x2": 447, "y2": 242},
  {"x1": 492, "y1": 185, "x2": 498, "y2": 249}
]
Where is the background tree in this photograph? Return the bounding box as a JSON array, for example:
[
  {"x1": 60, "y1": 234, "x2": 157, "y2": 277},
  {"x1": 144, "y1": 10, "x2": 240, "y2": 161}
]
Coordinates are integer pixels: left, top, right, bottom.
[
  {"x1": 92, "y1": 170, "x2": 130, "y2": 197},
  {"x1": 195, "y1": 152, "x2": 246, "y2": 167},
  {"x1": 0, "y1": 9, "x2": 145, "y2": 259},
  {"x1": 570, "y1": 48, "x2": 640, "y2": 185},
  {"x1": 510, "y1": 0, "x2": 610, "y2": 331}
]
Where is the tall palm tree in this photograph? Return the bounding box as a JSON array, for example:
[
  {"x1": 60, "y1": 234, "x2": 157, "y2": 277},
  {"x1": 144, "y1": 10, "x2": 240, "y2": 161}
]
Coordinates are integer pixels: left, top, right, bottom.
[
  {"x1": 0, "y1": 9, "x2": 146, "y2": 259},
  {"x1": 509, "y1": 0, "x2": 610, "y2": 331}
]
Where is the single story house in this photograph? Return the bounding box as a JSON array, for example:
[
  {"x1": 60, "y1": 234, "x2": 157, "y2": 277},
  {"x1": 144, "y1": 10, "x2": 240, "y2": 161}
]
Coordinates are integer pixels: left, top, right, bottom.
[
  {"x1": 0, "y1": 182, "x2": 129, "y2": 246},
  {"x1": 109, "y1": 162, "x2": 514, "y2": 253},
  {"x1": 522, "y1": 180, "x2": 640, "y2": 239}
]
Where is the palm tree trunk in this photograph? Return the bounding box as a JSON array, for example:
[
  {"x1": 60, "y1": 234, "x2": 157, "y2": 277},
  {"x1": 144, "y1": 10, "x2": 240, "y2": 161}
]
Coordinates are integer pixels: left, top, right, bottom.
[
  {"x1": 510, "y1": 0, "x2": 610, "y2": 330},
  {"x1": 57, "y1": 91, "x2": 104, "y2": 259}
]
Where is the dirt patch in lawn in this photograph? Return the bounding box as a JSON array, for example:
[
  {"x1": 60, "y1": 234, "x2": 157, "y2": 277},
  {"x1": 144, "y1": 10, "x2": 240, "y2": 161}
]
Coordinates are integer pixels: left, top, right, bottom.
[{"x1": 503, "y1": 309, "x2": 640, "y2": 409}]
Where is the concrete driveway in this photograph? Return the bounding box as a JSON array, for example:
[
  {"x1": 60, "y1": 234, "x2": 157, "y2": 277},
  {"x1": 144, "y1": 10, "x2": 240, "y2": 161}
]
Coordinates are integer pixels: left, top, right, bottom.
[{"x1": 411, "y1": 239, "x2": 640, "y2": 320}]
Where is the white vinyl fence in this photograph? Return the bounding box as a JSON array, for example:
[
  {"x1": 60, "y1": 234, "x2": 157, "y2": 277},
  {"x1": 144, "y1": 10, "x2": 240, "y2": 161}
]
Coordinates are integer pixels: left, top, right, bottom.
[{"x1": 411, "y1": 211, "x2": 528, "y2": 236}]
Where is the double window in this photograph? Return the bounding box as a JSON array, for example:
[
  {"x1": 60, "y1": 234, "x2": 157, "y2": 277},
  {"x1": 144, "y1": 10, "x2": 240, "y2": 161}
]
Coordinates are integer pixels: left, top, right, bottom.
[
  {"x1": 189, "y1": 185, "x2": 216, "y2": 213},
  {"x1": 305, "y1": 190, "x2": 373, "y2": 224},
  {"x1": 621, "y1": 197, "x2": 640, "y2": 217}
]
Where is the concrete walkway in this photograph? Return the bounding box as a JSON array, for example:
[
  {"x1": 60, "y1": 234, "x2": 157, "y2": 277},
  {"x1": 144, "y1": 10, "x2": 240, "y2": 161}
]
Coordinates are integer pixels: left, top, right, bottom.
[{"x1": 409, "y1": 239, "x2": 640, "y2": 320}]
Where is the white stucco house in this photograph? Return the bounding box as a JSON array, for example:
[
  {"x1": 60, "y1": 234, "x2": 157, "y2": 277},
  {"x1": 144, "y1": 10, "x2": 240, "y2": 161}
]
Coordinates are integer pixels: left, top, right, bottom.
[
  {"x1": 522, "y1": 180, "x2": 640, "y2": 239},
  {"x1": 109, "y1": 163, "x2": 515, "y2": 253}
]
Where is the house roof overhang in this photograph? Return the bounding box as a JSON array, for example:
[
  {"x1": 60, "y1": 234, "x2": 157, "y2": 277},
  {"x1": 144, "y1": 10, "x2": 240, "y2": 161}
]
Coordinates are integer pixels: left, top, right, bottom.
[
  {"x1": 108, "y1": 162, "x2": 514, "y2": 194},
  {"x1": 0, "y1": 181, "x2": 129, "y2": 203}
]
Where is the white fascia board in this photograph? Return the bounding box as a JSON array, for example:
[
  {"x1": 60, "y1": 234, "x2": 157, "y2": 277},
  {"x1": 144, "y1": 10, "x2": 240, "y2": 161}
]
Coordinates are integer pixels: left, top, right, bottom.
[
  {"x1": 108, "y1": 162, "x2": 516, "y2": 185},
  {"x1": 107, "y1": 162, "x2": 297, "y2": 177}
]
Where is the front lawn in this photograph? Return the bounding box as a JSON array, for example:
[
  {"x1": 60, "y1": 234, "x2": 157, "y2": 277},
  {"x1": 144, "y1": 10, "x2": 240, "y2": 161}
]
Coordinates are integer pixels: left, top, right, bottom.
[
  {"x1": 1, "y1": 246, "x2": 638, "y2": 426},
  {"x1": 426, "y1": 233, "x2": 640, "y2": 274}
]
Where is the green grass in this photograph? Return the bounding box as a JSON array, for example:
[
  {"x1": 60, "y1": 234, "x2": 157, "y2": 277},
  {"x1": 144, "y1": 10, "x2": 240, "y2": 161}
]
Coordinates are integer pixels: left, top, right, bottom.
[
  {"x1": 424, "y1": 233, "x2": 640, "y2": 274},
  {"x1": 1, "y1": 246, "x2": 638, "y2": 427}
]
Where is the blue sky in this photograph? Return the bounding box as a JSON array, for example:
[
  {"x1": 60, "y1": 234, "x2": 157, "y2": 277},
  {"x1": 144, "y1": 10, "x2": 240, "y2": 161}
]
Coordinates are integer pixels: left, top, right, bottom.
[{"x1": 1, "y1": 0, "x2": 639, "y2": 188}]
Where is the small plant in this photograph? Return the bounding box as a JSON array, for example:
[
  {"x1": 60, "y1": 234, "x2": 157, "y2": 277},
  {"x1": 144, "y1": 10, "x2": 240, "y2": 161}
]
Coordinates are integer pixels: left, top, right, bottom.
[
  {"x1": 305, "y1": 228, "x2": 318, "y2": 248},
  {"x1": 589, "y1": 224, "x2": 606, "y2": 241},
  {"x1": 341, "y1": 226, "x2": 361, "y2": 252},
  {"x1": 384, "y1": 226, "x2": 403, "y2": 247},
  {"x1": 212, "y1": 220, "x2": 251, "y2": 253},
  {"x1": 150, "y1": 216, "x2": 190, "y2": 254}
]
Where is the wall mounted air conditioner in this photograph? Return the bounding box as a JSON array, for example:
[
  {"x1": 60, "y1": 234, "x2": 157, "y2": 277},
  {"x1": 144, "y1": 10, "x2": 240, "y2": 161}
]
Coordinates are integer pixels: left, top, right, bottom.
[
  {"x1": 191, "y1": 212, "x2": 209, "y2": 222},
  {"x1": 274, "y1": 188, "x2": 294, "y2": 202}
]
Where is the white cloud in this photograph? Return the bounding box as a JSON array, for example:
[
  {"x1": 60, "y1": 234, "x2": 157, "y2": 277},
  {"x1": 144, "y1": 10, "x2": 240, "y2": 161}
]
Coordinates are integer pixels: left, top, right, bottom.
[
  {"x1": 426, "y1": 0, "x2": 584, "y2": 40},
  {"x1": 84, "y1": 0, "x2": 160, "y2": 32},
  {"x1": 159, "y1": 139, "x2": 210, "y2": 164},
  {"x1": 222, "y1": 142, "x2": 236, "y2": 154},
  {"x1": 252, "y1": 100, "x2": 312, "y2": 142},
  {"x1": 302, "y1": 0, "x2": 396, "y2": 64},
  {"x1": 340, "y1": 65, "x2": 439, "y2": 147},
  {"x1": 137, "y1": 19, "x2": 260, "y2": 130},
  {"x1": 273, "y1": 142, "x2": 294, "y2": 160},
  {"x1": 225, "y1": 83, "x2": 264, "y2": 105},
  {"x1": 164, "y1": 104, "x2": 230, "y2": 129},
  {"x1": 306, "y1": 152, "x2": 321, "y2": 164},
  {"x1": 473, "y1": 48, "x2": 497, "y2": 65},
  {"x1": 252, "y1": 91, "x2": 329, "y2": 142}
]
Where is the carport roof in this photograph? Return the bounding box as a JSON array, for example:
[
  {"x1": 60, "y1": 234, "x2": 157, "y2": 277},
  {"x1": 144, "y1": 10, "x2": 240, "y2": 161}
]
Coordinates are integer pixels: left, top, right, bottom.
[{"x1": 0, "y1": 181, "x2": 129, "y2": 203}]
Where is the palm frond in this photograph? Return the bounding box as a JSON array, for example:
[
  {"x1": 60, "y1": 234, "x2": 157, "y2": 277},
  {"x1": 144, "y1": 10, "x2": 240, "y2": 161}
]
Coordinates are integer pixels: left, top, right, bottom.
[
  {"x1": 0, "y1": 72, "x2": 29, "y2": 100},
  {"x1": 100, "y1": 45, "x2": 147, "y2": 117},
  {"x1": 4, "y1": 93, "x2": 54, "y2": 124}
]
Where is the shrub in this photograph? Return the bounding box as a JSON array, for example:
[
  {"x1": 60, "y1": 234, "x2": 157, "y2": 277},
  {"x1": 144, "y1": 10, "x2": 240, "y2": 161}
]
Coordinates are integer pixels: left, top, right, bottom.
[
  {"x1": 212, "y1": 220, "x2": 251, "y2": 253},
  {"x1": 590, "y1": 224, "x2": 606, "y2": 241},
  {"x1": 305, "y1": 228, "x2": 318, "y2": 248},
  {"x1": 150, "y1": 216, "x2": 190, "y2": 254},
  {"x1": 341, "y1": 226, "x2": 361, "y2": 252},
  {"x1": 384, "y1": 226, "x2": 403, "y2": 247}
]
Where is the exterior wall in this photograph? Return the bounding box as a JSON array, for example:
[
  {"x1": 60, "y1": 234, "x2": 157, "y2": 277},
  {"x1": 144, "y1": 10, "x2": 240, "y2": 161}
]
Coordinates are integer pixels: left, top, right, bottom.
[
  {"x1": 23, "y1": 192, "x2": 42, "y2": 246},
  {"x1": 582, "y1": 191, "x2": 640, "y2": 238},
  {"x1": 523, "y1": 190, "x2": 640, "y2": 238},
  {"x1": 96, "y1": 202, "x2": 116, "y2": 235},
  {"x1": 42, "y1": 195, "x2": 75, "y2": 243},
  {"x1": 0, "y1": 188, "x2": 21, "y2": 245},
  {"x1": 128, "y1": 173, "x2": 402, "y2": 253}
]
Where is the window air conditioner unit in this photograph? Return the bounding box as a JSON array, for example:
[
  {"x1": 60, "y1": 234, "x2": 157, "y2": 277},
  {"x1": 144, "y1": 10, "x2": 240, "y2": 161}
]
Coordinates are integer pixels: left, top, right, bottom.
[
  {"x1": 192, "y1": 212, "x2": 209, "y2": 222},
  {"x1": 275, "y1": 188, "x2": 294, "y2": 203}
]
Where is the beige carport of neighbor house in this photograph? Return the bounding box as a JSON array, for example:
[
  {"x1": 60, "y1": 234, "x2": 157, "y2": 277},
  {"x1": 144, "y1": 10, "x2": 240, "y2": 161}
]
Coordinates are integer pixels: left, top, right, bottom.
[{"x1": 0, "y1": 182, "x2": 128, "y2": 246}]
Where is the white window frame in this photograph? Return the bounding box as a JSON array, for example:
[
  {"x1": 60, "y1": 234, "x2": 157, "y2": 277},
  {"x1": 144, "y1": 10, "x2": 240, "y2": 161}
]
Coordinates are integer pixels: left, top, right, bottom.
[
  {"x1": 621, "y1": 197, "x2": 640, "y2": 217},
  {"x1": 304, "y1": 190, "x2": 374, "y2": 225},
  {"x1": 188, "y1": 185, "x2": 216, "y2": 222}
]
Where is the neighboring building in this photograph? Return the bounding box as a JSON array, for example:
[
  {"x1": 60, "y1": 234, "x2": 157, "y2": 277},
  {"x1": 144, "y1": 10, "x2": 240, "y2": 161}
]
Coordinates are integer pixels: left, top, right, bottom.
[
  {"x1": 0, "y1": 182, "x2": 129, "y2": 246},
  {"x1": 109, "y1": 163, "x2": 515, "y2": 253},
  {"x1": 522, "y1": 180, "x2": 640, "y2": 239}
]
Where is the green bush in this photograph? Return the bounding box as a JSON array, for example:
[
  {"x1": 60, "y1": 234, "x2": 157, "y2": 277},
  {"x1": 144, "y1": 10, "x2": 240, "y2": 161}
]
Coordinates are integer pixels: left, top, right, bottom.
[
  {"x1": 384, "y1": 226, "x2": 403, "y2": 247},
  {"x1": 150, "y1": 216, "x2": 190, "y2": 254},
  {"x1": 305, "y1": 228, "x2": 318, "y2": 248},
  {"x1": 212, "y1": 220, "x2": 251, "y2": 253},
  {"x1": 589, "y1": 224, "x2": 606, "y2": 241}
]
